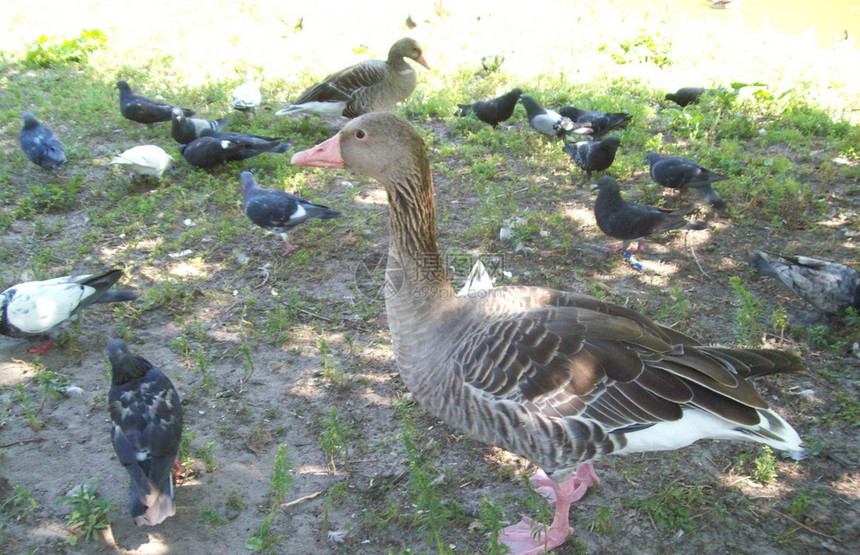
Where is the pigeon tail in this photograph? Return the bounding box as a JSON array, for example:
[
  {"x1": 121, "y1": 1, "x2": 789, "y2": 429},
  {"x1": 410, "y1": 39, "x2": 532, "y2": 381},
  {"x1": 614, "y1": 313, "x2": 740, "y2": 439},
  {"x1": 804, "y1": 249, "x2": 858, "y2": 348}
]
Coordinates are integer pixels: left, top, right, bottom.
[
  {"x1": 306, "y1": 206, "x2": 342, "y2": 220},
  {"x1": 96, "y1": 290, "x2": 138, "y2": 304}
]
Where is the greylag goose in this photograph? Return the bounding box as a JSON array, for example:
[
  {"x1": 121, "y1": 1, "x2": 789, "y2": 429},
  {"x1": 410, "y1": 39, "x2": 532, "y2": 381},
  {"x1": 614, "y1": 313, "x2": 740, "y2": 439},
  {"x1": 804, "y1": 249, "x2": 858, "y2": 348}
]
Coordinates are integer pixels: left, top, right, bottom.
[
  {"x1": 240, "y1": 171, "x2": 341, "y2": 254},
  {"x1": 557, "y1": 106, "x2": 631, "y2": 139},
  {"x1": 0, "y1": 269, "x2": 137, "y2": 353},
  {"x1": 563, "y1": 135, "x2": 621, "y2": 179},
  {"x1": 117, "y1": 80, "x2": 194, "y2": 124},
  {"x1": 110, "y1": 145, "x2": 174, "y2": 178},
  {"x1": 108, "y1": 339, "x2": 183, "y2": 526},
  {"x1": 750, "y1": 251, "x2": 860, "y2": 315},
  {"x1": 456, "y1": 88, "x2": 522, "y2": 128},
  {"x1": 292, "y1": 113, "x2": 804, "y2": 555},
  {"x1": 645, "y1": 151, "x2": 727, "y2": 209},
  {"x1": 594, "y1": 176, "x2": 707, "y2": 254},
  {"x1": 275, "y1": 38, "x2": 429, "y2": 118},
  {"x1": 19, "y1": 112, "x2": 66, "y2": 169}
]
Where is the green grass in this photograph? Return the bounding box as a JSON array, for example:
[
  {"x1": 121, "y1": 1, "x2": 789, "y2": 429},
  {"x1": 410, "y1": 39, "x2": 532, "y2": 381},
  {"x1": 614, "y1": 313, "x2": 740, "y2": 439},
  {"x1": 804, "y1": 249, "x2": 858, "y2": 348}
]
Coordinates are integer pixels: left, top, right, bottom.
[{"x1": 62, "y1": 481, "x2": 113, "y2": 545}]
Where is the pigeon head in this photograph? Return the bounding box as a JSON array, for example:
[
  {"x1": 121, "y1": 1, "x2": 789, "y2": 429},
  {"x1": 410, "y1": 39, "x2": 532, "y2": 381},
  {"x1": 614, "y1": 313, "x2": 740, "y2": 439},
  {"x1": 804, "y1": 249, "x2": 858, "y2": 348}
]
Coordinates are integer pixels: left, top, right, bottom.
[
  {"x1": 595, "y1": 176, "x2": 620, "y2": 194},
  {"x1": 170, "y1": 106, "x2": 186, "y2": 121},
  {"x1": 519, "y1": 94, "x2": 544, "y2": 117},
  {"x1": 21, "y1": 112, "x2": 39, "y2": 130},
  {"x1": 107, "y1": 338, "x2": 150, "y2": 384},
  {"x1": 644, "y1": 151, "x2": 661, "y2": 165},
  {"x1": 602, "y1": 135, "x2": 622, "y2": 150},
  {"x1": 240, "y1": 171, "x2": 259, "y2": 194},
  {"x1": 116, "y1": 80, "x2": 131, "y2": 92}
]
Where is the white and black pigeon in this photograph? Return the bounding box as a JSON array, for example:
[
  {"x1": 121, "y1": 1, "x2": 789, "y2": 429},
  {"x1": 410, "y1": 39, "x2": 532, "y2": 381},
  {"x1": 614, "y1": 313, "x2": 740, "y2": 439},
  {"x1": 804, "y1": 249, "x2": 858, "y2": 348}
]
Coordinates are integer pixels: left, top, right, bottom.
[
  {"x1": 117, "y1": 80, "x2": 194, "y2": 124},
  {"x1": 170, "y1": 107, "x2": 230, "y2": 144},
  {"x1": 19, "y1": 112, "x2": 66, "y2": 169},
  {"x1": 594, "y1": 176, "x2": 708, "y2": 254},
  {"x1": 750, "y1": 251, "x2": 860, "y2": 316},
  {"x1": 241, "y1": 171, "x2": 341, "y2": 254},
  {"x1": 231, "y1": 77, "x2": 262, "y2": 114},
  {"x1": 520, "y1": 94, "x2": 586, "y2": 139},
  {"x1": 110, "y1": 145, "x2": 174, "y2": 178},
  {"x1": 180, "y1": 133, "x2": 288, "y2": 168},
  {"x1": 557, "y1": 105, "x2": 632, "y2": 139},
  {"x1": 108, "y1": 338, "x2": 183, "y2": 527},
  {"x1": 0, "y1": 269, "x2": 137, "y2": 353},
  {"x1": 645, "y1": 151, "x2": 727, "y2": 209},
  {"x1": 563, "y1": 135, "x2": 621, "y2": 179}
]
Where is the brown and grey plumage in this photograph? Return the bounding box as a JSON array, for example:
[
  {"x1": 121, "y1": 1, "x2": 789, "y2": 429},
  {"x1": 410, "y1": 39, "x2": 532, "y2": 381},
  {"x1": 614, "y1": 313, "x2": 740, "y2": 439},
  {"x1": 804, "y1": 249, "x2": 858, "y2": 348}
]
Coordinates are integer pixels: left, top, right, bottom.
[
  {"x1": 645, "y1": 151, "x2": 727, "y2": 209},
  {"x1": 292, "y1": 112, "x2": 803, "y2": 555},
  {"x1": 275, "y1": 38, "x2": 429, "y2": 118},
  {"x1": 665, "y1": 87, "x2": 707, "y2": 107},
  {"x1": 563, "y1": 135, "x2": 621, "y2": 178},
  {"x1": 456, "y1": 88, "x2": 522, "y2": 128},
  {"x1": 557, "y1": 105, "x2": 631, "y2": 139},
  {"x1": 594, "y1": 176, "x2": 708, "y2": 254},
  {"x1": 750, "y1": 251, "x2": 860, "y2": 316}
]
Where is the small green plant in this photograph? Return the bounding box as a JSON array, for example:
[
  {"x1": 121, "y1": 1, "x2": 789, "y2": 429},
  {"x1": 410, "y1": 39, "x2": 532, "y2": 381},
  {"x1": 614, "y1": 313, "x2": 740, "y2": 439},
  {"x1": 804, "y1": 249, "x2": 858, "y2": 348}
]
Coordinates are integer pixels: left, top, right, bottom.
[
  {"x1": 62, "y1": 482, "x2": 113, "y2": 544},
  {"x1": 591, "y1": 505, "x2": 616, "y2": 534},
  {"x1": 737, "y1": 446, "x2": 778, "y2": 484},
  {"x1": 787, "y1": 491, "x2": 810, "y2": 519},
  {"x1": 623, "y1": 485, "x2": 705, "y2": 532},
  {"x1": 318, "y1": 339, "x2": 345, "y2": 385},
  {"x1": 476, "y1": 498, "x2": 506, "y2": 555},
  {"x1": 24, "y1": 29, "x2": 107, "y2": 67},
  {"x1": 198, "y1": 442, "x2": 218, "y2": 473},
  {"x1": 320, "y1": 408, "x2": 356, "y2": 472},
  {"x1": 0, "y1": 485, "x2": 38, "y2": 521},
  {"x1": 201, "y1": 508, "x2": 226, "y2": 527},
  {"x1": 247, "y1": 445, "x2": 294, "y2": 552},
  {"x1": 15, "y1": 180, "x2": 83, "y2": 218},
  {"x1": 730, "y1": 276, "x2": 762, "y2": 346},
  {"x1": 771, "y1": 306, "x2": 788, "y2": 345}
]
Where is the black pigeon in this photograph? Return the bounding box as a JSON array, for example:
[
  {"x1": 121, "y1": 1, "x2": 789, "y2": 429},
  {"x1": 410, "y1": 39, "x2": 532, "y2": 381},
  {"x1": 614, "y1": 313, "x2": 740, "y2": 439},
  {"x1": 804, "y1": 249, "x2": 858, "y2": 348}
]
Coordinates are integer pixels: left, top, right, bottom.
[
  {"x1": 456, "y1": 88, "x2": 522, "y2": 128},
  {"x1": 645, "y1": 151, "x2": 727, "y2": 209},
  {"x1": 170, "y1": 107, "x2": 230, "y2": 144},
  {"x1": 0, "y1": 269, "x2": 136, "y2": 353},
  {"x1": 557, "y1": 105, "x2": 631, "y2": 139},
  {"x1": 563, "y1": 135, "x2": 621, "y2": 178},
  {"x1": 750, "y1": 251, "x2": 860, "y2": 315},
  {"x1": 519, "y1": 94, "x2": 579, "y2": 138},
  {"x1": 241, "y1": 171, "x2": 341, "y2": 254},
  {"x1": 117, "y1": 80, "x2": 195, "y2": 124},
  {"x1": 180, "y1": 134, "x2": 287, "y2": 168},
  {"x1": 665, "y1": 87, "x2": 707, "y2": 107},
  {"x1": 205, "y1": 130, "x2": 291, "y2": 152},
  {"x1": 594, "y1": 176, "x2": 707, "y2": 253},
  {"x1": 19, "y1": 112, "x2": 66, "y2": 169},
  {"x1": 108, "y1": 339, "x2": 182, "y2": 527}
]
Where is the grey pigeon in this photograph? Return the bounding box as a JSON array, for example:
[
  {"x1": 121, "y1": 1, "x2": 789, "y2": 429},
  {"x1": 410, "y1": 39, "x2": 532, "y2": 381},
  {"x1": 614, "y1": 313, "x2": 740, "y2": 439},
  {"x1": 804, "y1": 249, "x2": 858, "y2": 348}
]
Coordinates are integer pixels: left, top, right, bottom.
[
  {"x1": 19, "y1": 112, "x2": 66, "y2": 169},
  {"x1": 557, "y1": 105, "x2": 631, "y2": 139},
  {"x1": 456, "y1": 88, "x2": 522, "y2": 128},
  {"x1": 665, "y1": 87, "x2": 707, "y2": 107},
  {"x1": 750, "y1": 251, "x2": 860, "y2": 315},
  {"x1": 594, "y1": 176, "x2": 707, "y2": 253},
  {"x1": 170, "y1": 107, "x2": 230, "y2": 144},
  {"x1": 519, "y1": 94, "x2": 576, "y2": 138},
  {"x1": 180, "y1": 134, "x2": 287, "y2": 168},
  {"x1": 0, "y1": 269, "x2": 136, "y2": 353},
  {"x1": 108, "y1": 339, "x2": 182, "y2": 527},
  {"x1": 117, "y1": 80, "x2": 194, "y2": 124},
  {"x1": 645, "y1": 151, "x2": 727, "y2": 209},
  {"x1": 563, "y1": 135, "x2": 621, "y2": 178},
  {"x1": 241, "y1": 171, "x2": 341, "y2": 254}
]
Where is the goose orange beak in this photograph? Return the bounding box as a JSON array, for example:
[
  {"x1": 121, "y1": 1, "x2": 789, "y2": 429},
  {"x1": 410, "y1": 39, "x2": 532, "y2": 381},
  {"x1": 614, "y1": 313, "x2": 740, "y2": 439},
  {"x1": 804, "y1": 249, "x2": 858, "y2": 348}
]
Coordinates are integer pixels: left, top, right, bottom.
[
  {"x1": 416, "y1": 54, "x2": 430, "y2": 70},
  {"x1": 291, "y1": 133, "x2": 345, "y2": 169}
]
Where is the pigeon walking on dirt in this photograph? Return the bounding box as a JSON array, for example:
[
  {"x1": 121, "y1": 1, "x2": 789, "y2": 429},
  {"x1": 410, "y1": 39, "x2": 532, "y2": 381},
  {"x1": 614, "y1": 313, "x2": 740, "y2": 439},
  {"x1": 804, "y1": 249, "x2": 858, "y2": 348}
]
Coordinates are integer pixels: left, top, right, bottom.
[
  {"x1": 563, "y1": 135, "x2": 621, "y2": 179},
  {"x1": 0, "y1": 269, "x2": 137, "y2": 353},
  {"x1": 456, "y1": 88, "x2": 522, "y2": 127},
  {"x1": 557, "y1": 105, "x2": 631, "y2": 139},
  {"x1": 520, "y1": 94, "x2": 578, "y2": 139},
  {"x1": 594, "y1": 176, "x2": 708, "y2": 254},
  {"x1": 241, "y1": 171, "x2": 341, "y2": 254},
  {"x1": 117, "y1": 80, "x2": 195, "y2": 124},
  {"x1": 180, "y1": 134, "x2": 288, "y2": 168},
  {"x1": 645, "y1": 151, "x2": 727, "y2": 209},
  {"x1": 19, "y1": 112, "x2": 66, "y2": 169},
  {"x1": 749, "y1": 251, "x2": 860, "y2": 315},
  {"x1": 108, "y1": 338, "x2": 183, "y2": 527},
  {"x1": 110, "y1": 145, "x2": 174, "y2": 178},
  {"x1": 665, "y1": 87, "x2": 707, "y2": 107},
  {"x1": 231, "y1": 77, "x2": 262, "y2": 114},
  {"x1": 170, "y1": 107, "x2": 230, "y2": 144}
]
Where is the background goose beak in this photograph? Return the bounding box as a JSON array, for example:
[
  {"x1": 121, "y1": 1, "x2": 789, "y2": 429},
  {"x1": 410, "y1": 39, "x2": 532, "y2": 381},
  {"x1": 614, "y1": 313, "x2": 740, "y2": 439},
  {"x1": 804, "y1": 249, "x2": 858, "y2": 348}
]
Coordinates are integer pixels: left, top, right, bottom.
[
  {"x1": 291, "y1": 134, "x2": 345, "y2": 169},
  {"x1": 416, "y1": 54, "x2": 430, "y2": 70}
]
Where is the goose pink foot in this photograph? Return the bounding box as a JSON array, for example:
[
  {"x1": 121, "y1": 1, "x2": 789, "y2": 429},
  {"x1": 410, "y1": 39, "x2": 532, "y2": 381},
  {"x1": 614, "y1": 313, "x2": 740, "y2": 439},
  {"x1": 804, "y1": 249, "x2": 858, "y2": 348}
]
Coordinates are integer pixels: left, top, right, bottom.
[{"x1": 499, "y1": 464, "x2": 599, "y2": 554}]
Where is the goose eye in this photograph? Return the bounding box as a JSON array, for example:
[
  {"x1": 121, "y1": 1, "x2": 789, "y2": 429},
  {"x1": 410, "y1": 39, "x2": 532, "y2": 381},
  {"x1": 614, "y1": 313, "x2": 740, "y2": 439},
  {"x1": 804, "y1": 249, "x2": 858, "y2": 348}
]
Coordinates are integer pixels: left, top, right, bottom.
[{"x1": 355, "y1": 129, "x2": 366, "y2": 139}]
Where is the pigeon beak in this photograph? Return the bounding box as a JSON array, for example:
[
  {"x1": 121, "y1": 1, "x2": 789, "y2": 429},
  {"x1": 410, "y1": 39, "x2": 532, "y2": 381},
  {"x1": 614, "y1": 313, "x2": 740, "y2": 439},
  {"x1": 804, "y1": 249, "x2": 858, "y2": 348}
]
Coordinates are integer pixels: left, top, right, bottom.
[
  {"x1": 589, "y1": 183, "x2": 599, "y2": 192},
  {"x1": 415, "y1": 54, "x2": 431, "y2": 70},
  {"x1": 291, "y1": 133, "x2": 345, "y2": 169}
]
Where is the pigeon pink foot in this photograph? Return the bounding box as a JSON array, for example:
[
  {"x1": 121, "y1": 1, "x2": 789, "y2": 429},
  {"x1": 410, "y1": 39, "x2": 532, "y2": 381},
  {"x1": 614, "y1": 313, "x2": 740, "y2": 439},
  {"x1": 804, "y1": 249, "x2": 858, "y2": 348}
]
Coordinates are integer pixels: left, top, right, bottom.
[
  {"x1": 499, "y1": 464, "x2": 599, "y2": 554},
  {"x1": 28, "y1": 338, "x2": 53, "y2": 354}
]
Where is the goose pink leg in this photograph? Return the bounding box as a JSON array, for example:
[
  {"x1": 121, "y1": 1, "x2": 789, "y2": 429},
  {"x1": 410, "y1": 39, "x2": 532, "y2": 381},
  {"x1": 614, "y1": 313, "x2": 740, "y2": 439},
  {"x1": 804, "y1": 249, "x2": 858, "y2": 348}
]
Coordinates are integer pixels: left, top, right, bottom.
[{"x1": 499, "y1": 463, "x2": 599, "y2": 555}]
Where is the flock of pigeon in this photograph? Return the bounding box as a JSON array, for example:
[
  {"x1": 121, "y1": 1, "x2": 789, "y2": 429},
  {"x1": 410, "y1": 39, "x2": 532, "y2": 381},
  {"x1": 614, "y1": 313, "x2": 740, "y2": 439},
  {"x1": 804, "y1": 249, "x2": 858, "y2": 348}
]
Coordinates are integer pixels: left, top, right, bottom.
[{"x1": 5, "y1": 34, "x2": 859, "y2": 550}]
